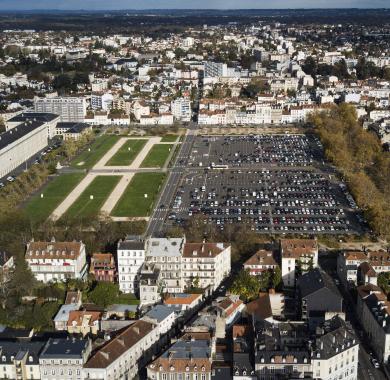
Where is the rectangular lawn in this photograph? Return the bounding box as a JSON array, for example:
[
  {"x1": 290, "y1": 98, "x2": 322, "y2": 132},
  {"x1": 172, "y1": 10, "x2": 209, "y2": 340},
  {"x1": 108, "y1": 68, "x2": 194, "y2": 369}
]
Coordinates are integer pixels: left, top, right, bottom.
[
  {"x1": 112, "y1": 173, "x2": 166, "y2": 217},
  {"x1": 71, "y1": 135, "x2": 120, "y2": 169},
  {"x1": 161, "y1": 135, "x2": 178, "y2": 142},
  {"x1": 64, "y1": 175, "x2": 121, "y2": 219},
  {"x1": 24, "y1": 173, "x2": 85, "y2": 223},
  {"x1": 140, "y1": 144, "x2": 173, "y2": 168},
  {"x1": 106, "y1": 139, "x2": 147, "y2": 166}
]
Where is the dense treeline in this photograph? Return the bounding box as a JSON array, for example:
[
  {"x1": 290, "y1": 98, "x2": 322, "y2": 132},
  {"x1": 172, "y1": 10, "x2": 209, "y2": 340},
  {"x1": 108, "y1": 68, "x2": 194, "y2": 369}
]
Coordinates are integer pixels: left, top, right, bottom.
[{"x1": 308, "y1": 104, "x2": 390, "y2": 240}]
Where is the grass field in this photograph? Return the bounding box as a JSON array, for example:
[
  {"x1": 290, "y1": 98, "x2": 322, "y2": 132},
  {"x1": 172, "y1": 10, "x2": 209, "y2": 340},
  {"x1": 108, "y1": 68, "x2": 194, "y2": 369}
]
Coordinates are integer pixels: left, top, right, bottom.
[
  {"x1": 161, "y1": 134, "x2": 178, "y2": 142},
  {"x1": 71, "y1": 135, "x2": 120, "y2": 169},
  {"x1": 106, "y1": 139, "x2": 147, "y2": 166},
  {"x1": 24, "y1": 173, "x2": 85, "y2": 223},
  {"x1": 112, "y1": 173, "x2": 166, "y2": 217},
  {"x1": 64, "y1": 175, "x2": 121, "y2": 219},
  {"x1": 140, "y1": 144, "x2": 173, "y2": 168}
]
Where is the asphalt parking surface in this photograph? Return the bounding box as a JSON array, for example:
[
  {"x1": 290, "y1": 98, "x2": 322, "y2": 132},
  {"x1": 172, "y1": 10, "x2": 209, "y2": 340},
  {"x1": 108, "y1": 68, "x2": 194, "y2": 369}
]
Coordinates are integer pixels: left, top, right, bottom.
[{"x1": 161, "y1": 134, "x2": 367, "y2": 235}]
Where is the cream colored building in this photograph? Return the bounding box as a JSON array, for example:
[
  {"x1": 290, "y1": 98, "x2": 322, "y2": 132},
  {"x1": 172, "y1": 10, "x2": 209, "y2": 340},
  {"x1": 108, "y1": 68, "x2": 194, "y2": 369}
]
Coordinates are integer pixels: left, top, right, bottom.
[
  {"x1": 0, "y1": 120, "x2": 48, "y2": 178},
  {"x1": 25, "y1": 240, "x2": 88, "y2": 283}
]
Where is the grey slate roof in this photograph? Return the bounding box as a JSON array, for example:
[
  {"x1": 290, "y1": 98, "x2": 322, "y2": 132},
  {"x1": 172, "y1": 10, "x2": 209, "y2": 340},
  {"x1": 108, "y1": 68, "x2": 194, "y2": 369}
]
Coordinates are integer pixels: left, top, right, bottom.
[
  {"x1": 145, "y1": 305, "x2": 175, "y2": 323},
  {"x1": 297, "y1": 268, "x2": 341, "y2": 299},
  {"x1": 0, "y1": 120, "x2": 46, "y2": 150},
  {"x1": 40, "y1": 338, "x2": 89, "y2": 359}
]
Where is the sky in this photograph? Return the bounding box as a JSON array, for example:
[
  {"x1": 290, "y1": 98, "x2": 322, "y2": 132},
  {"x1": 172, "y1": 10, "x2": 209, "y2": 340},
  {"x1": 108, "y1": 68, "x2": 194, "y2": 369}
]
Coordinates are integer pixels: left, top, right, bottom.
[{"x1": 0, "y1": 0, "x2": 388, "y2": 10}]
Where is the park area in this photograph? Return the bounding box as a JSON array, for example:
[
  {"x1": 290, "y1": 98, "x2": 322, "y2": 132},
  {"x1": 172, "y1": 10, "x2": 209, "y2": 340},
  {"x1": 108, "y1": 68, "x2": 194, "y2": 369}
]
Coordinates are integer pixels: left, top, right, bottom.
[
  {"x1": 24, "y1": 173, "x2": 85, "y2": 223},
  {"x1": 112, "y1": 172, "x2": 166, "y2": 217},
  {"x1": 63, "y1": 175, "x2": 121, "y2": 219},
  {"x1": 71, "y1": 135, "x2": 120, "y2": 169},
  {"x1": 140, "y1": 144, "x2": 173, "y2": 168},
  {"x1": 106, "y1": 139, "x2": 147, "y2": 166}
]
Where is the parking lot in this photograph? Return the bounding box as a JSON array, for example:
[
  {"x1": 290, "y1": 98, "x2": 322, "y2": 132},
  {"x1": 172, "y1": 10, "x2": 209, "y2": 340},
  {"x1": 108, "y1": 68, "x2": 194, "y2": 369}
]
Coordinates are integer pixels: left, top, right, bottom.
[{"x1": 163, "y1": 134, "x2": 366, "y2": 235}]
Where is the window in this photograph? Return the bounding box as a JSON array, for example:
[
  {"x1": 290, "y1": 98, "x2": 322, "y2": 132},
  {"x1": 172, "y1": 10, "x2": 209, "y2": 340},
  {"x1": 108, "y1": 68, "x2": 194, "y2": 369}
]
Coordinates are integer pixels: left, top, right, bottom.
[
  {"x1": 68, "y1": 369, "x2": 72, "y2": 376},
  {"x1": 162, "y1": 373, "x2": 167, "y2": 380},
  {"x1": 201, "y1": 374, "x2": 206, "y2": 380}
]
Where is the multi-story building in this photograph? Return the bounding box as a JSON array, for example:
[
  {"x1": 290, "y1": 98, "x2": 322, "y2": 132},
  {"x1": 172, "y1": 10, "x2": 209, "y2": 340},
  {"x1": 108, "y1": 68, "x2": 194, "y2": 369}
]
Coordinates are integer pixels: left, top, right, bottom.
[
  {"x1": 89, "y1": 253, "x2": 117, "y2": 282},
  {"x1": 0, "y1": 119, "x2": 48, "y2": 178},
  {"x1": 25, "y1": 240, "x2": 88, "y2": 283},
  {"x1": 91, "y1": 92, "x2": 114, "y2": 111},
  {"x1": 144, "y1": 237, "x2": 185, "y2": 294},
  {"x1": 0, "y1": 341, "x2": 45, "y2": 380},
  {"x1": 296, "y1": 268, "x2": 343, "y2": 324},
  {"x1": 182, "y1": 242, "x2": 231, "y2": 291},
  {"x1": 243, "y1": 249, "x2": 279, "y2": 276},
  {"x1": 67, "y1": 310, "x2": 102, "y2": 336},
  {"x1": 118, "y1": 238, "x2": 231, "y2": 298},
  {"x1": 311, "y1": 317, "x2": 359, "y2": 380},
  {"x1": 39, "y1": 338, "x2": 91, "y2": 380},
  {"x1": 171, "y1": 97, "x2": 192, "y2": 122},
  {"x1": 34, "y1": 97, "x2": 86, "y2": 122},
  {"x1": 204, "y1": 61, "x2": 228, "y2": 78},
  {"x1": 337, "y1": 250, "x2": 390, "y2": 287},
  {"x1": 280, "y1": 238, "x2": 318, "y2": 287},
  {"x1": 147, "y1": 333, "x2": 213, "y2": 380},
  {"x1": 117, "y1": 239, "x2": 145, "y2": 294},
  {"x1": 83, "y1": 320, "x2": 159, "y2": 380},
  {"x1": 357, "y1": 285, "x2": 390, "y2": 364},
  {"x1": 6, "y1": 112, "x2": 60, "y2": 139},
  {"x1": 254, "y1": 316, "x2": 358, "y2": 380},
  {"x1": 142, "y1": 305, "x2": 176, "y2": 336}
]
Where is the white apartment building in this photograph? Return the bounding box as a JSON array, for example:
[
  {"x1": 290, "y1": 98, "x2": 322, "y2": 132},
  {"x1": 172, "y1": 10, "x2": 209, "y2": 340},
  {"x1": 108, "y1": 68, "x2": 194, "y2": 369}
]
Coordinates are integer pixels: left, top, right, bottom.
[
  {"x1": 357, "y1": 286, "x2": 390, "y2": 364},
  {"x1": 171, "y1": 97, "x2": 192, "y2": 122},
  {"x1": 0, "y1": 120, "x2": 47, "y2": 178},
  {"x1": 311, "y1": 320, "x2": 359, "y2": 380},
  {"x1": 83, "y1": 320, "x2": 159, "y2": 380},
  {"x1": 144, "y1": 237, "x2": 185, "y2": 294},
  {"x1": 280, "y1": 238, "x2": 318, "y2": 287},
  {"x1": 204, "y1": 61, "x2": 228, "y2": 78},
  {"x1": 91, "y1": 92, "x2": 114, "y2": 111},
  {"x1": 25, "y1": 240, "x2": 88, "y2": 283},
  {"x1": 0, "y1": 341, "x2": 44, "y2": 380},
  {"x1": 117, "y1": 239, "x2": 145, "y2": 294},
  {"x1": 39, "y1": 338, "x2": 91, "y2": 380},
  {"x1": 34, "y1": 97, "x2": 87, "y2": 122},
  {"x1": 182, "y1": 242, "x2": 231, "y2": 290}
]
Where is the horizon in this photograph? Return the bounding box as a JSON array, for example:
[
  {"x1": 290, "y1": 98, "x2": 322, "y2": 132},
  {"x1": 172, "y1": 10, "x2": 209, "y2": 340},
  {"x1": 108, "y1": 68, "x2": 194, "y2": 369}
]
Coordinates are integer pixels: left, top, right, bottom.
[{"x1": 0, "y1": 0, "x2": 388, "y2": 11}]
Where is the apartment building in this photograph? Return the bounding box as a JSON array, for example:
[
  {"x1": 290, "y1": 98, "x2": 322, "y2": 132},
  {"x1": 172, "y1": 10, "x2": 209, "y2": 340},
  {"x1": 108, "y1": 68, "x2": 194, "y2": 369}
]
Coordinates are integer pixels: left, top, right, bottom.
[
  {"x1": 83, "y1": 320, "x2": 159, "y2": 380},
  {"x1": 280, "y1": 238, "x2": 318, "y2": 287},
  {"x1": 182, "y1": 242, "x2": 231, "y2": 291},
  {"x1": 0, "y1": 119, "x2": 48, "y2": 178},
  {"x1": 171, "y1": 97, "x2": 192, "y2": 122},
  {"x1": 337, "y1": 250, "x2": 390, "y2": 287},
  {"x1": 34, "y1": 97, "x2": 87, "y2": 122},
  {"x1": 91, "y1": 92, "x2": 113, "y2": 111},
  {"x1": 144, "y1": 238, "x2": 185, "y2": 293},
  {"x1": 255, "y1": 316, "x2": 358, "y2": 380},
  {"x1": 67, "y1": 310, "x2": 102, "y2": 336},
  {"x1": 0, "y1": 341, "x2": 45, "y2": 380},
  {"x1": 147, "y1": 333, "x2": 213, "y2": 380},
  {"x1": 243, "y1": 249, "x2": 279, "y2": 276},
  {"x1": 89, "y1": 253, "x2": 117, "y2": 282},
  {"x1": 117, "y1": 239, "x2": 145, "y2": 294},
  {"x1": 39, "y1": 338, "x2": 91, "y2": 380},
  {"x1": 25, "y1": 240, "x2": 88, "y2": 283},
  {"x1": 357, "y1": 285, "x2": 390, "y2": 364},
  {"x1": 204, "y1": 61, "x2": 228, "y2": 78}
]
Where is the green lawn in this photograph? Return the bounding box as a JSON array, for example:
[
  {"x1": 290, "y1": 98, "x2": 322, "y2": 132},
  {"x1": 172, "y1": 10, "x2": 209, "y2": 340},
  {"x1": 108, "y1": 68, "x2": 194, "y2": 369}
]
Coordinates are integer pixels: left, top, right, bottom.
[
  {"x1": 106, "y1": 139, "x2": 147, "y2": 166},
  {"x1": 71, "y1": 135, "x2": 120, "y2": 169},
  {"x1": 161, "y1": 134, "x2": 179, "y2": 142},
  {"x1": 140, "y1": 144, "x2": 173, "y2": 168},
  {"x1": 24, "y1": 173, "x2": 85, "y2": 223},
  {"x1": 112, "y1": 173, "x2": 166, "y2": 217},
  {"x1": 64, "y1": 176, "x2": 121, "y2": 219}
]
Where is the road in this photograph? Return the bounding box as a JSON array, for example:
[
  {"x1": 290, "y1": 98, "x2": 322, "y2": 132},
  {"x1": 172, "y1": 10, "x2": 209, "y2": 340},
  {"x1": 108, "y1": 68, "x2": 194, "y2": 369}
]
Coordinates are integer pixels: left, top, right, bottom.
[{"x1": 146, "y1": 128, "x2": 196, "y2": 237}]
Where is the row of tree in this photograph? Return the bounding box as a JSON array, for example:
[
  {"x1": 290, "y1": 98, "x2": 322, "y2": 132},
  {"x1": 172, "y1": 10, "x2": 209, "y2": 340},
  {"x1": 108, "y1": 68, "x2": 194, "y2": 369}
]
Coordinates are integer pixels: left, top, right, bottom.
[{"x1": 308, "y1": 104, "x2": 390, "y2": 241}]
